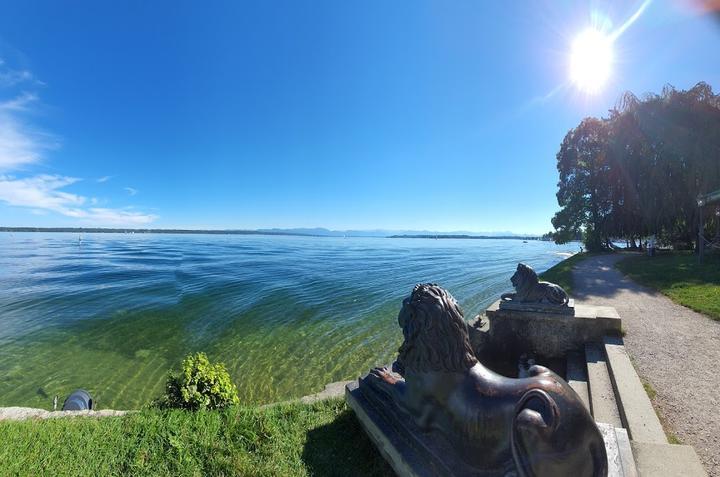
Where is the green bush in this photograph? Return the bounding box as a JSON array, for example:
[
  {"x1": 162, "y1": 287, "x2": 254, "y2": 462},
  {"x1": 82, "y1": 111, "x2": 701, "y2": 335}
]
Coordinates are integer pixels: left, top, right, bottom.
[{"x1": 156, "y1": 352, "x2": 239, "y2": 410}]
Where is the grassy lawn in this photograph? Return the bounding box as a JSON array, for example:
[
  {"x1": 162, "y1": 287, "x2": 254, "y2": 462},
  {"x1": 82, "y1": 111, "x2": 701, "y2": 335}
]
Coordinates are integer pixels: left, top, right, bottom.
[
  {"x1": 616, "y1": 252, "x2": 720, "y2": 321},
  {"x1": 0, "y1": 398, "x2": 391, "y2": 477},
  {"x1": 539, "y1": 252, "x2": 600, "y2": 296}
]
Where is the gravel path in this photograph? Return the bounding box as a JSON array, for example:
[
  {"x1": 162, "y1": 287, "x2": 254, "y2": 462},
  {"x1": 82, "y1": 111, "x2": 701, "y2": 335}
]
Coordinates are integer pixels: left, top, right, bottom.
[{"x1": 572, "y1": 253, "x2": 720, "y2": 476}]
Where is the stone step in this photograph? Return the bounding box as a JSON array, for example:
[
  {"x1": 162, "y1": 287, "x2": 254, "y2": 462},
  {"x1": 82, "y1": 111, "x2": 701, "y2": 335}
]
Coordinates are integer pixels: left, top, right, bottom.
[
  {"x1": 585, "y1": 343, "x2": 623, "y2": 428},
  {"x1": 603, "y1": 336, "x2": 667, "y2": 444},
  {"x1": 566, "y1": 351, "x2": 590, "y2": 411},
  {"x1": 597, "y1": 423, "x2": 638, "y2": 477},
  {"x1": 631, "y1": 441, "x2": 707, "y2": 477},
  {"x1": 300, "y1": 380, "x2": 354, "y2": 404}
]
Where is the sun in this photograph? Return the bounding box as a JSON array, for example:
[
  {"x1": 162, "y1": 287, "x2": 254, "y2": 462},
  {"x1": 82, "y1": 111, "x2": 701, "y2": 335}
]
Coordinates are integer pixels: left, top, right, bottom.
[{"x1": 569, "y1": 28, "x2": 613, "y2": 94}]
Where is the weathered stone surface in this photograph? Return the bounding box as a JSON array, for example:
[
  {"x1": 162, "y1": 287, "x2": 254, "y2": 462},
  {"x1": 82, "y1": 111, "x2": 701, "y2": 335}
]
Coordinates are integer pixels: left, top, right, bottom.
[
  {"x1": 346, "y1": 380, "x2": 469, "y2": 477},
  {"x1": 498, "y1": 298, "x2": 575, "y2": 315},
  {"x1": 603, "y1": 336, "x2": 666, "y2": 444},
  {"x1": 614, "y1": 427, "x2": 638, "y2": 477},
  {"x1": 474, "y1": 300, "x2": 622, "y2": 358},
  {"x1": 0, "y1": 407, "x2": 129, "y2": 421},
  {"x1": 631, "y1": 441, "x2": 707, "y2": 477},
  {"x1": 586, "y1": 344, "x2": 623, "y2": 429},
  {"x1": 597, "y1": 423, "x2": 638, "y2": 477},
  {"x1": 299, "y1": 380, "x2": 353, "y2": 404},
  {"x1": 598, "y1": 422, "x2": 623, "y2": 477},
  {"x1": 567, "y1": 350, "x2": 591, "y2": 411}
]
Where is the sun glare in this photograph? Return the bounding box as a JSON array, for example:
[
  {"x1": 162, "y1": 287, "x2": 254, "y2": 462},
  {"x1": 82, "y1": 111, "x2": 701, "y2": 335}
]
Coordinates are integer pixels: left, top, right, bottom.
[{"x1": 569, "y1": 28, "x2": 613, "y2": 94}]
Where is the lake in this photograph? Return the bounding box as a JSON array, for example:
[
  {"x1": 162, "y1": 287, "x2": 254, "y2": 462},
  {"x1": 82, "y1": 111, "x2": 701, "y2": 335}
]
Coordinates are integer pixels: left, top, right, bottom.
[{"x1": 0, "y1": 233, "x2": 578, "y2": 409}]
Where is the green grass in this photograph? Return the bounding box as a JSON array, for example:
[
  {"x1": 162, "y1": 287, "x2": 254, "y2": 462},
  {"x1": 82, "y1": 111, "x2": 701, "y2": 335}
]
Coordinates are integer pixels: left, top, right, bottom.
[
  {"x1": 642, "y1": 379, "x2": 657, "y2": 400},
  {"x1": 640, "y1": 378, "x2": 682, "y2": 445},
  {"x1": 539, "y1": 252, "x2": 601, "y2": 295},
  {"x1": 0, "y1": 398, "x2": 392, "y2": 477},
  {"x1": 616, "y1": 252, "x2": 720, "y2": 320}
]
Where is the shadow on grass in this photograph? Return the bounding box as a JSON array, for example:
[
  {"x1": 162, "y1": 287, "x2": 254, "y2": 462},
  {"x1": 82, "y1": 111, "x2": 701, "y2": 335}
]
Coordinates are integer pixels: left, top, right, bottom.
[
  {"x1": 613, "y1": 251, "x2": 720, "y2": 319},
  {"x1": 302, "y1": 409, "x2": 394, "y2": 477}
]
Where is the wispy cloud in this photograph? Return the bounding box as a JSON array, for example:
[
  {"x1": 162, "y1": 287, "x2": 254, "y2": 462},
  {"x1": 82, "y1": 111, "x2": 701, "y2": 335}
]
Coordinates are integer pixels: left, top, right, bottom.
[
  {"x1": 0, "y1": 58, "x2": 158, "y2": 226},
  {"x1": 0, "y1": 174, "x2": 156, "y2": 225},
  {"x1": 0, "y1": 69, "x2": 32, "y2": 87},
  {"x1": 124, "y1": 187, "x2": 138, "y2": 196},
  {"x1": 0, "y1": 93, "x2": 56, "y2": 171},
  {"x1": 97, "y1": 175, "x2": 112, "y2": 183},
  {"x1": 0, "y1": 61, "x2": 34, "y2": 88}
]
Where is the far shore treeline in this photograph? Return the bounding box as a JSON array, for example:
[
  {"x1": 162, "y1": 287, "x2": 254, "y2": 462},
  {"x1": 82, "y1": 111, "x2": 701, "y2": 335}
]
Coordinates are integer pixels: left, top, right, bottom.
[
  {"x1": 0, "y1": 227, "x2": 544, "y2": 240},
  {"x1": 551, "y1": 82, "x2": 720, "y2": 251}
]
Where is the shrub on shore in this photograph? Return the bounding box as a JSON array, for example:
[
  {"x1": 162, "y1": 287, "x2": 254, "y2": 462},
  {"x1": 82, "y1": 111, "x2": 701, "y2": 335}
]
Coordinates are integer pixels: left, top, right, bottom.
[{"x1": 154, "y1": 352, "x2": 239, "y2": 410}]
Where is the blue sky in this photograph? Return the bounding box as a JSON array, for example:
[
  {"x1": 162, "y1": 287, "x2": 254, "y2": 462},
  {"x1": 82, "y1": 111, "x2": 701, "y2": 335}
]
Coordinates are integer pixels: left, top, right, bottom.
[{"x1": 0, "y1": 1, "x2": 718, "y2": 233}]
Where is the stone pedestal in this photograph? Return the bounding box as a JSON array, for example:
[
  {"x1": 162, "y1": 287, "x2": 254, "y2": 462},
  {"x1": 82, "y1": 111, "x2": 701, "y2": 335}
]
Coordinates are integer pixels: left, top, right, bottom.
[
  {"x1": 345, "y1": 380, "x2": 514, "y2": 477},
  {"x1": 471, "y1": 300, "x2": 622, "y2": 358}
]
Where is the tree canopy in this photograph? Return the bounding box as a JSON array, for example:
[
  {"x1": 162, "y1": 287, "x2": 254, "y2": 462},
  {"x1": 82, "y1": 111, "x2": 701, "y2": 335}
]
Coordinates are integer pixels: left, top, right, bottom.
[{"x1": 552, "y1": 82, "x2": 720, "y2": 251}]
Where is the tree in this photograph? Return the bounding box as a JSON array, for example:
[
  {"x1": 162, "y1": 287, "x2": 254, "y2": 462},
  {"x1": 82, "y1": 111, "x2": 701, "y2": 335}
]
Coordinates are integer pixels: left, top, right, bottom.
[
  {"x1": 552, "y1": 118, "x2": 612, "y2": 251},
  {"x1": 551, "y1": 82, "x2": 720, "y2": 250}
]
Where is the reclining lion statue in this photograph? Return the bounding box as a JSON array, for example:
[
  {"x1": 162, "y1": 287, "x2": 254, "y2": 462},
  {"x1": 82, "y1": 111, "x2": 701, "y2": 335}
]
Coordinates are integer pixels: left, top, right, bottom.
[
  {"x1": 362, "y1": 284, "x2": 606, "y2": 477},
  {"x1": 501, "y1": 262, "x2": 569, "y2": 305}
]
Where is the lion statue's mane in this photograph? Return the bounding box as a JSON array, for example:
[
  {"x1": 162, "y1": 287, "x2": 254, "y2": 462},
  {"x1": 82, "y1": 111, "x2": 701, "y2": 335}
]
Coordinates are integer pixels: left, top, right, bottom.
[{"x1": 396, "y1": 283, "x2": 477, "y2": 374}]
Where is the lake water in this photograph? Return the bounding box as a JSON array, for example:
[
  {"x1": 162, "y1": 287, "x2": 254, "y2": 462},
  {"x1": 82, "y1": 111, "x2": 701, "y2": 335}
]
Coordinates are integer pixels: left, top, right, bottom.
[{"x1": 0, "y1": 233, "x2": 578, "y2": 409}]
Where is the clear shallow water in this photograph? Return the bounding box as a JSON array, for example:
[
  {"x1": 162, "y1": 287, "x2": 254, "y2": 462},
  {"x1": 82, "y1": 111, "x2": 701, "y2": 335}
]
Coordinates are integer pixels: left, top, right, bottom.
[{"x1": 0, "y1": 233, "x2": 578, "y2": 409}]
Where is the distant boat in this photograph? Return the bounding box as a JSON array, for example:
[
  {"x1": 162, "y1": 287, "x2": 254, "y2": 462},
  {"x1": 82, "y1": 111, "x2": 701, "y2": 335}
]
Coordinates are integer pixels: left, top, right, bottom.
[{"x1": 523, "y1": 240, "x2": 528, "y2": 243}]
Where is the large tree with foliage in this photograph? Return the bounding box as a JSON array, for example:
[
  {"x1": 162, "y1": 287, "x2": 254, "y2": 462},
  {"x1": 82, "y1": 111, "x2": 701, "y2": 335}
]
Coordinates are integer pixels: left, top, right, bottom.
[{"x1": 552, "y1": 82, "x2": 720, "y2": 251}]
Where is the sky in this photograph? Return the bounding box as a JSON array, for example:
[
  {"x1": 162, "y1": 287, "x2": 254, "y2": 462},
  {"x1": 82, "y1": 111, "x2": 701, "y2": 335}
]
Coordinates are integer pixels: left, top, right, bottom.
[{"x1": 0, "y1": 1, "x2": 719, "y2": 234}]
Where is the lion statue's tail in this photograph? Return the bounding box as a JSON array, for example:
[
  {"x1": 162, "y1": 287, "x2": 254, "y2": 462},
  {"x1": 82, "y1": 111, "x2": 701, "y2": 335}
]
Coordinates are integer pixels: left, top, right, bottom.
[{"x1": 546, "y1": 284, "x2": 570, "y2": 306}]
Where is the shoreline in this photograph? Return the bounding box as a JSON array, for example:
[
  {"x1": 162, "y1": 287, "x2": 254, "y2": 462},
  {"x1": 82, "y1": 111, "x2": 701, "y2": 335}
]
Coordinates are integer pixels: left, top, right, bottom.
[{"x1": 0, "y1": 227, "x2": 545, "y2": 240}]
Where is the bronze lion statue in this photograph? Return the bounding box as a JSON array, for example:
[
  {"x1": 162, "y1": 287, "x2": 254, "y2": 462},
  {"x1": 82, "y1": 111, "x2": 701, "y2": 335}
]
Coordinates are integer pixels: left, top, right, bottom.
[
  {"x1": 501, "y1": 263, "x2": 569, "y2": 305},
  {"x1": 362, "y1": 284, "x2": 606, "y2": 477}
]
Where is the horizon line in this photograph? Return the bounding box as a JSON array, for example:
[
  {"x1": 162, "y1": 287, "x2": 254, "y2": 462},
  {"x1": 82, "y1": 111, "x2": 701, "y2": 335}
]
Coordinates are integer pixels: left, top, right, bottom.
[{"x1": 0, "y1": 226, "x2": 547, "y2": 238}]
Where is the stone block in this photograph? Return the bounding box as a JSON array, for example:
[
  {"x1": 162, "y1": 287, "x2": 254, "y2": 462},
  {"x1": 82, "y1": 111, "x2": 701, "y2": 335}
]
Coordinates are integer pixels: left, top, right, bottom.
[
  {"x1": 631, "y1": 441, "x2": 707, "y2": 477},
  {"x1": 597, "y1": 422, "x2": 638, "y2": 477},
  {"x1": 566, "y1": 350, "x2": 590, "y2": 411},
  {"x1": 498, "y1": 298, "x2": 575, "y2": 315},
  {"x1": 603, "y1": 336, "x2": 666, "y2": 444},
  {"x1": 586, "y1": 344, "x2": 623, "y2": 428},
  {"x1": 345, "y1": 381, "x2": 473, "y2": 477},
  {"x1": 477, "y1": 300, "x2": 622, "y2": 358}
]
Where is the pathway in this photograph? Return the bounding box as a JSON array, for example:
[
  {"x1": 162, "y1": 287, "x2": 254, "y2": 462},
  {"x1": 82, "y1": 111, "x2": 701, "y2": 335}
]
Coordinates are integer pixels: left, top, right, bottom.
[{"x1": 572, "y1": 253, "x2": 720, "y2": 476}]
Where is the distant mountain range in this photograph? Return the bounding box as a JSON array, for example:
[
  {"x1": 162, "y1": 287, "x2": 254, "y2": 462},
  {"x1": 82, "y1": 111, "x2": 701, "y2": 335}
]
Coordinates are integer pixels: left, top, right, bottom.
[
  {"x1": 0, "y1": 226, "x2": 541, "y2": 239},
  {"x1": 257, "y1": 228, "x2": 536, "y2": 238}
]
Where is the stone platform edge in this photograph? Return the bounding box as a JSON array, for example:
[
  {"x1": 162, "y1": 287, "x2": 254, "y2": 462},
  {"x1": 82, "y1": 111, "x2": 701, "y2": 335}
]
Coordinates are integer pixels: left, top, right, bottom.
[{"x1": 0, "y1": 407, "x2": 130, "y2": 421}]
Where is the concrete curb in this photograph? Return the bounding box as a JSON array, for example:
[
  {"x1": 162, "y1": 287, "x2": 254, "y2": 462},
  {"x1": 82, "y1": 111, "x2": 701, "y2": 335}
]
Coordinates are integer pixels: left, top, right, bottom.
[
  {"x1": 0, "y1": 407, "x2": 130, "y2": 421},
  {"x1": 603, "y1": 337, "x2": 666, "y2": 444}
]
